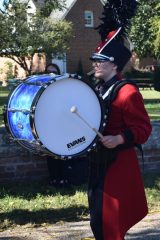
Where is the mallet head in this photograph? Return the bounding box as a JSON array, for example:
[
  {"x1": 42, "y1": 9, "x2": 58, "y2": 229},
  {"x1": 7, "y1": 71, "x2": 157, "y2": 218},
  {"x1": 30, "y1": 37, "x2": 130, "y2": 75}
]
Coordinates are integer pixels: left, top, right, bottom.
[{"x1": 70, "y1": 106, "x2": 77, "y2": 113}]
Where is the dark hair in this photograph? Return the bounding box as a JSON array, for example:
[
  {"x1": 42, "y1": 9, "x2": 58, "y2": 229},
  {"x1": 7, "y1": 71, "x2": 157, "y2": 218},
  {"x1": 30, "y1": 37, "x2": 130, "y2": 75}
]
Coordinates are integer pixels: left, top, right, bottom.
[{"x1": 45, "y1": 63, "x2": 60, "y2": 75}]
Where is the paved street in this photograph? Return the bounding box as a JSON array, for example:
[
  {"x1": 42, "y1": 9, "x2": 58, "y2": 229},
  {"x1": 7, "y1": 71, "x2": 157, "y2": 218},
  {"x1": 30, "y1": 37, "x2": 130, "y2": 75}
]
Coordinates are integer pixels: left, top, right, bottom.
[{"x1": 0, "y1": 212, "x2": 159, "y2": 240}]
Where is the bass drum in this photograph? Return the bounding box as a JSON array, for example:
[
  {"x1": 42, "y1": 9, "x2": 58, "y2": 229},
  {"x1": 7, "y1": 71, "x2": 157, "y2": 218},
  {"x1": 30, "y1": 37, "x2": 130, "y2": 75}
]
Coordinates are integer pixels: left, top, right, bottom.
[{"x1": 3, "y1": 74, "x2": 107, "y2": 159}]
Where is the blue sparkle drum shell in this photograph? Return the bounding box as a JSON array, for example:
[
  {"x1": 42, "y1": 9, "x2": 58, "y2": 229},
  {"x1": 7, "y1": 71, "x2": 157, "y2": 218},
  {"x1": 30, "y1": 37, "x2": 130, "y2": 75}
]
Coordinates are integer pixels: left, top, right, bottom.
[{"x1": 4, "y1": 74, "x2": 106, "y2": 159}]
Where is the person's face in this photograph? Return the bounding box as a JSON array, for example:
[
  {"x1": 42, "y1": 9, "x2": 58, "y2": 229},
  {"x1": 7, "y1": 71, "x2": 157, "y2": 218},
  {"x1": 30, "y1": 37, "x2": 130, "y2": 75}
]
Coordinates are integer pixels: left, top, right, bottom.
[{"x1": 92, "y1": 60, "x2": 117, "y2": 81}]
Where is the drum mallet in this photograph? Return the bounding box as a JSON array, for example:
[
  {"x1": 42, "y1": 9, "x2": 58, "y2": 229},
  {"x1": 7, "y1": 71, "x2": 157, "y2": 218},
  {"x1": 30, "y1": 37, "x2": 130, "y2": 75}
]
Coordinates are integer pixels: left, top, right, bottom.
[{"x1": 70, "y1": 106, "x2": 104, "y2": 139}]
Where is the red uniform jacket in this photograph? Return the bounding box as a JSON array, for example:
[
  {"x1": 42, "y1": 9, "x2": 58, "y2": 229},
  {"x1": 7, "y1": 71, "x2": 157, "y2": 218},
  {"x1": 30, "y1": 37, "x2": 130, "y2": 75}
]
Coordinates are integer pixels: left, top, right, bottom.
[{"x1": 102, "y1": 83, "x2": 152, "y2": 239}]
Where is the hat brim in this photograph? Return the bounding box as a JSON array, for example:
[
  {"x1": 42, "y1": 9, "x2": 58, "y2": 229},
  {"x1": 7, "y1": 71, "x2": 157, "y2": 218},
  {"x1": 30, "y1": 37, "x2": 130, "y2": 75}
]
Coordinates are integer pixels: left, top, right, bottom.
[{"x1": 90, "y1": 53, "x2": 113, "y2": 61}]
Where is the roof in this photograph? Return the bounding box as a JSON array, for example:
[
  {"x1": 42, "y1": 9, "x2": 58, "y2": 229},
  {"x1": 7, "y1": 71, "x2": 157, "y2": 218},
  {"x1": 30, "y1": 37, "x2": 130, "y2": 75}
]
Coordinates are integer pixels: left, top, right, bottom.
[
  {"x1": 50, "y1": 0, "x2": 77, "y2": 20},
  {"x1": 50, "y1": 0, "x2": 105, "y2": 20},
  {"x1": 33, "y1": 0, "x2": 44, "y2": 9},
  {"x1": 20, "y1": 0, "x2": 44, "y2": 9}
]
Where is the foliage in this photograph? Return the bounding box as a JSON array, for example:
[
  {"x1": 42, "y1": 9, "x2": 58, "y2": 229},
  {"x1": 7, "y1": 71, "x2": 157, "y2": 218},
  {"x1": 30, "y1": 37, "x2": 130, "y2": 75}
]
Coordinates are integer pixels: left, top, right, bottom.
[
  {"x1": 4, "y1": 61, "x2": 14, "y2": 80},
  {"x1": 150, "y1": 3, "x2": 160, "y2": 60},
  {"x1": 39, "y1": 0, "x2": 66, "y2": 17},
  {"x1": 0, "y1": 0, "x2": 73, "y2": 76},
  {"x1": 130, "y1": 0, "x2": 160, "y2": 60},
  {"x1": 124, "y1": 68, "x2": 153, "y2": 79},
  {"x1": 0, "y1": 0, "x2": 66, "y2": 16},
  {"x1": 0, "y1": 61, "x2": 14, "y2": 81}
]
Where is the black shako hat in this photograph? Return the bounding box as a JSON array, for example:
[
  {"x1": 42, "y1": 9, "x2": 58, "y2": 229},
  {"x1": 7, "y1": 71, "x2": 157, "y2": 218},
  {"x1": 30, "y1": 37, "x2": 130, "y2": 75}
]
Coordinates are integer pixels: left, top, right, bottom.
[
  {"x1": 90, "y1": 28, "x2": 131, "y2": 71},
  {"x1": 90, "y1": 0, "x2": 138, "y2": 71}
]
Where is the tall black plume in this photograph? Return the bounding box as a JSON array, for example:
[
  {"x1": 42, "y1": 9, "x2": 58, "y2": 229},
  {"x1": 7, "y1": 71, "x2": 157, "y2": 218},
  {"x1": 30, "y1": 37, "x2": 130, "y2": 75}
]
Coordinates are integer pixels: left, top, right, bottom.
[{"x1": 97, "y1": 0, "x2": 138, "y2": 42}]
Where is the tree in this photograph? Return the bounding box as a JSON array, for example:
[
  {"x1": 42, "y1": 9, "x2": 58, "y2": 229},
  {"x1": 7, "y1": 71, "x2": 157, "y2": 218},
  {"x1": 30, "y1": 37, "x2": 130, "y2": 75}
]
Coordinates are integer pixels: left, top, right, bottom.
[
  {"x1": 129, "y1": 0, "x2": 160, "y2": 60},
  {"x1": 150, "y1": 3, "x2": 160, "y2": 60},
  {"x1": 0, "y1": 0, "x2": 66, "y2": 15},
  {"x1": 39, "y1": 0, "x2": 66, "y2": 17},
  {"x1": 0, "y1": 0, "x2": 73, "y2": 76}
]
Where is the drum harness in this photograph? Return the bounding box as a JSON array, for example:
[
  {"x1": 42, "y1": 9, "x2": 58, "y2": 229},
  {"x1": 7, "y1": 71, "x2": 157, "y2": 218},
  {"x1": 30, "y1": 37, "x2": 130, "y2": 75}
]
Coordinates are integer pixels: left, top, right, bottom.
[{"x1": 88, "y1": 79, "x2": 144, "y2": 188}]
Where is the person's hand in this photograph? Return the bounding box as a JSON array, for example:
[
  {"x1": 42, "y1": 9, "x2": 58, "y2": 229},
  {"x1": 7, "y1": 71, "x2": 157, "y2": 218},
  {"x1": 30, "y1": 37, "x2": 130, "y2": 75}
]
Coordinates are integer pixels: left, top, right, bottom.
[{"x1": 100, "y1": 134, "x2": 124, "y2": 148}]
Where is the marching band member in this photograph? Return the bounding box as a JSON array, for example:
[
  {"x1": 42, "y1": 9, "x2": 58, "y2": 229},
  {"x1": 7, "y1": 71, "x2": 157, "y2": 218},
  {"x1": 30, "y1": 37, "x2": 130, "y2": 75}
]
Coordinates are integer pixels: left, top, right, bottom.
[{"x1": 87, "y1": 0, "x2": 152, "y2": 239}]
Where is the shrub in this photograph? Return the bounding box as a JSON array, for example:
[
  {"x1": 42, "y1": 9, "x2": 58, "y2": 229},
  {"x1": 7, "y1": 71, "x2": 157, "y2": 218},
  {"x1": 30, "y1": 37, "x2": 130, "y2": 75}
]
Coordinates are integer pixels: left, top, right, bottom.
[{"x1": 124, "y1": 68, "x2": 153, "y2": 79}]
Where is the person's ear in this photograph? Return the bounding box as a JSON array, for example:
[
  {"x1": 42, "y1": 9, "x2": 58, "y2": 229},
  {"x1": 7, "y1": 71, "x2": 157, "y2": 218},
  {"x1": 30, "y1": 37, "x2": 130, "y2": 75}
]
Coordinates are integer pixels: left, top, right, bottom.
[{"x1": 112, "y1": 64, "x2": 118, "y2": 70}]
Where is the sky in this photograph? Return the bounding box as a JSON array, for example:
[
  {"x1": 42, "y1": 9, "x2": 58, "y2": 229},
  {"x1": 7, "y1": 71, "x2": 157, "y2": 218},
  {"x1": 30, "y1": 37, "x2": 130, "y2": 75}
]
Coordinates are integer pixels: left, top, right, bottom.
[
  {"x1": 0, "y1": 0, "x2": 5, "y2": 11},
  {"x1": 0, "y1": 0, "x2": 8, "y2": 11}
]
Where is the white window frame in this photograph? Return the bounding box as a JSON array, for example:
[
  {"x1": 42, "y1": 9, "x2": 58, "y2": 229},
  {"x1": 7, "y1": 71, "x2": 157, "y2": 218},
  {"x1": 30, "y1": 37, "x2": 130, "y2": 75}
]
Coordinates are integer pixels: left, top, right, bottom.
[{"x1": 84, "y1": 11, "x2": 94, "y2": 28}]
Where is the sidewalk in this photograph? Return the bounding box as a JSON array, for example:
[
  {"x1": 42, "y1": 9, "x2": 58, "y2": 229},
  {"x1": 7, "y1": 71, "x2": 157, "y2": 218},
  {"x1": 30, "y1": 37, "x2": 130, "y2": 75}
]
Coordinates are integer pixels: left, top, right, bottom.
[{"x1": 0, "y1": 212, "x2": 159, "y2": 240}]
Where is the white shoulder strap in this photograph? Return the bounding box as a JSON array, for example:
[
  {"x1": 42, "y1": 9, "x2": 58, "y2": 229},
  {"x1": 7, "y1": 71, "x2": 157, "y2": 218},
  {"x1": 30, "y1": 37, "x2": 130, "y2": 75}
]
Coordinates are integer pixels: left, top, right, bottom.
[{"x1": 102, "y1": 84, "x2": 115, "y2": 100}]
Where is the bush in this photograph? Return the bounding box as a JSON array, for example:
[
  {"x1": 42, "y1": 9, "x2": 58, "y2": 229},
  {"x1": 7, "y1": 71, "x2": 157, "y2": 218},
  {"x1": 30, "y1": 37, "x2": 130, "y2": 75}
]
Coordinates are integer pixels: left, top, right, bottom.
[{"x1": 124, "y1": 68, "x2": 153, "y2": 79}]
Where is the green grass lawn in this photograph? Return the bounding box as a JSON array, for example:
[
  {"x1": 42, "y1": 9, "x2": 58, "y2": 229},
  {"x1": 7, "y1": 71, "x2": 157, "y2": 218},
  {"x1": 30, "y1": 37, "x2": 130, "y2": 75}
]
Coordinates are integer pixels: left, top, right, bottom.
[
  {"x1": 0, "y1": 172, "x2": 159, "y2": 230},
  {"x1": 0, "y1": 183, "x2": 88, "y2": 230},
  {"x1": 140, "y1": 89, "x2": 160, "y2": 100},
  {"x1": 145, "y1": 103, "x2": 160, "y2": 121},
  {"x1": 140, "y1": 89, "x2": 160, "y2": 121}
]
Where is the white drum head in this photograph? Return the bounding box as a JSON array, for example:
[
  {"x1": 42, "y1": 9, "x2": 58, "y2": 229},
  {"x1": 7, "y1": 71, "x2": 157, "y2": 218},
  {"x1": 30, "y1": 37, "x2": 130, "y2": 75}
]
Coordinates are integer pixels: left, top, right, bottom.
[{"x1": 34, "y1": 77, "x2": 102, "y2": 157}]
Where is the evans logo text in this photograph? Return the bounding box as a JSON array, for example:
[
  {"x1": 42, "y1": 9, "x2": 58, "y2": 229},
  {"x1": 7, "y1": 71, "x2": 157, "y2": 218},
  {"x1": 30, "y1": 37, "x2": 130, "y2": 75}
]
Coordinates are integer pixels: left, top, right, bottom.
[{"x1": 67, "y1": 136, "x2": 86, "y2": 149}]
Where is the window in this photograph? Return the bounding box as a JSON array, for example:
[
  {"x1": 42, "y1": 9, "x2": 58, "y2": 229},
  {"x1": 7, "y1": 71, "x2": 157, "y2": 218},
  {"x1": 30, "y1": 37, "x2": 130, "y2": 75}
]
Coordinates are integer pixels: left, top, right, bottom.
[{"x1": 84, "y1": 11, "x2": 94, "y2": 27}]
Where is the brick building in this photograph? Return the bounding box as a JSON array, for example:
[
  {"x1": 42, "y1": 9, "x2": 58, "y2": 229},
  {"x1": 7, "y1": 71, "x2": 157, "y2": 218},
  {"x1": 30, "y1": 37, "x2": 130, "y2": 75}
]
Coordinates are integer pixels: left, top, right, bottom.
[{"x1": 51, "y1": 0, "x2": 105, "y2": 75}]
